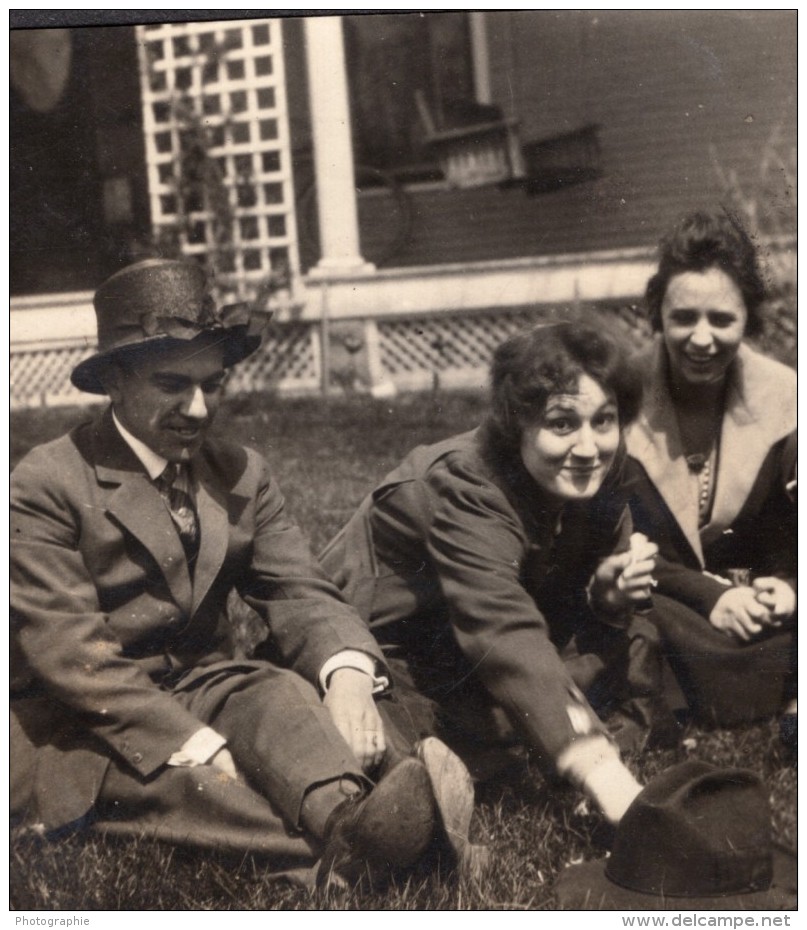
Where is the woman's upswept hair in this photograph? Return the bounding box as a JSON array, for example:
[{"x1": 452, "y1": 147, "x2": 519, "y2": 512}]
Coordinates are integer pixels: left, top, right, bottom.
[
  {"x1": 487, "y1": 320, "x2": 642, "y2": 455},
  {"x1": 645, "y1": 208, "x2": 766, "y2": 336}
]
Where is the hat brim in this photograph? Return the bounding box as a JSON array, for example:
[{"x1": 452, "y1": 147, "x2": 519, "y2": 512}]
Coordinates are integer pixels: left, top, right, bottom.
[
  {"x1": 70, "y1": 327, "x2": 262, "y2": 395},
  {"x1": 553, "y1": 845, "x2": 797, "y2": 911}
]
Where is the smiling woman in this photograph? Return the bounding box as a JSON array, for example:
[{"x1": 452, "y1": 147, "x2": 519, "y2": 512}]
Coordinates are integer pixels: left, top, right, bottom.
[
  {"x1": 660, "y1": 268, "x2": 748, "y2": 390},
  {"x1": 625, "y1": 209, "x2": 797, "y2": 737},
  {"x1": 321, "y1": 320, "x2": 678, "y2": 828},
  {"x1": 519, "y1": 374, "x2": 620, "y2": 501}
]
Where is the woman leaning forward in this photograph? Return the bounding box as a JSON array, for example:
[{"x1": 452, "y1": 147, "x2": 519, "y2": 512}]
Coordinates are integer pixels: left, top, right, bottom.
[{"x1": 322, "y1": 322, "x2": 677, "y2": 827}]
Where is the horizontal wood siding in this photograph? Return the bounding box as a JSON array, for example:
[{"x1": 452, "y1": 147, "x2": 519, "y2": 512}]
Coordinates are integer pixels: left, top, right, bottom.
[{"x1": 361, "y1": 11, "x2": 795, "y2": 268}]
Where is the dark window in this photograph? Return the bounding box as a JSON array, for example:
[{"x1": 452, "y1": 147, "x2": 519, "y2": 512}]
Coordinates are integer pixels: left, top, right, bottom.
[
  {"x1": 344, "y1": 12, "x2": 474, "y2": 179},
  {"x1": 10, "y1": 26, "x2": 150, "y2": 293}
]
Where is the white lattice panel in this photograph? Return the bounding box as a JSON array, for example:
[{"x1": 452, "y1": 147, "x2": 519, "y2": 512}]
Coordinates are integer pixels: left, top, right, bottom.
[
  {"x1": 10, "y1": 346, "x2": 100, "y2": 408},
  {"x1": 136, "y1": 19, "x2": 300, "y2": 301},
  {"x1": 224, "y1": 323, "x2": 321, "y2": 394},
  {"x1": 10, "y1": 322, "x2": 321, "y2": 408},
  {"x1": 378, "y1": 308, "x2": 548, "y2": 376}
]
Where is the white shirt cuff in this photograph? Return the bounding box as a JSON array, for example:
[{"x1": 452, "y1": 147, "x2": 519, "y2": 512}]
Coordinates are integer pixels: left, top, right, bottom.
[
  {"x1": 168, "y1": 726, "x2": 227, "y2": 767},
  {"x1": 319, "y1": 650, "x2": 389, "y2": 694}
]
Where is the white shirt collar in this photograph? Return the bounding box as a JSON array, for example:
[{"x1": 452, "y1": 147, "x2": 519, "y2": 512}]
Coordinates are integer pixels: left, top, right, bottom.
[{"x1": 112, "y1": 410, "x2": 167, "y2": 481}]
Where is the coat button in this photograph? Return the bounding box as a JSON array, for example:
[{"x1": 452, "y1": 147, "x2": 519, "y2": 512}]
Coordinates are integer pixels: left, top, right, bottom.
[{"x1": 132, "y1": 752, "x2": 143, "y2": 764}]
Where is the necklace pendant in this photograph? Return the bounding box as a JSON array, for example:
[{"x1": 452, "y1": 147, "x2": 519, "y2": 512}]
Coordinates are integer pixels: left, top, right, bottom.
[{"x1": 685, "y1": 453, "x2": 707, "y2": 474}]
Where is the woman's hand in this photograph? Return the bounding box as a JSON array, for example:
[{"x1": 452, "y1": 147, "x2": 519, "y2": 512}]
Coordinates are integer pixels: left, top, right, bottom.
[
  {"x1": 209, "y1": 747, "x2": 239, "y2": 779},
  {"x1": 752, "y1": 577, "x2": 796, "y2": 625},
  {"x1": 591, "y1": 533, "x2": 659, "y2": 614},
  {"x1": 323, "y1": 667, "x2": 386, "y2": 772},
  {"x1": 709, "y1": 587, "x2": 772, "y2": 641}
]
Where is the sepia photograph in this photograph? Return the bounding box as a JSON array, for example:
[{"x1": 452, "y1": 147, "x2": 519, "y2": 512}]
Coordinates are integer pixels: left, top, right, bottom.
[{"x1": 9, "y1": 9, "x2": 796, "y2": 914}]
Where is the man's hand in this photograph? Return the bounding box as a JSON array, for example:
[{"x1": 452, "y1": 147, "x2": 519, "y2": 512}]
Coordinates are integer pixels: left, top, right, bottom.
[
  {"x1": 590, "y1": 533, "x2": 659, "y2": 615},
  {"x1": 752, "y1": 577, "x2": 796, "y2": 625},
  {"x1": 323, "y1": 667, "x2": 386, "y2": 771},
  {"x1": 709, "y1": 587, "x2": 772, "y2": 641}
]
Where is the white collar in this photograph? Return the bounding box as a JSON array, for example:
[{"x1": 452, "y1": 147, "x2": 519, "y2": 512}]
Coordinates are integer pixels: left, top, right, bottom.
[{"x1": 112, "y1": 410, "x2": 168, "y2": 481}]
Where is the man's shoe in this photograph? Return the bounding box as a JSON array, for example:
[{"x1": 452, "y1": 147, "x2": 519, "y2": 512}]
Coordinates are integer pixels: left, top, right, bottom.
[
  {"x1": 416, "y1": 737, "x2": 490, "y2": 880},
  {"x1": 317, "y1": 757, "x2": 436, "y2": 893}
]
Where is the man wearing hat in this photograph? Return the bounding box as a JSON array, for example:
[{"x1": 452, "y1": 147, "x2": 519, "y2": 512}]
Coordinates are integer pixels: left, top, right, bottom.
[{"x1": 10, "y1": 259, "x2": 477, "y2": 890}]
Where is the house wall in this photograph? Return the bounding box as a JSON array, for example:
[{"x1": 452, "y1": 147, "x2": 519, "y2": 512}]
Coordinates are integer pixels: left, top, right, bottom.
[
  {"x1": 10, "y1": 12, "x2": 795, "y2": 408},
  {"x1": 11, "y1": 14, "x2": 796, "y2": 291},
  {"x1": 360, "y1": 10, "x2": 795, "y2": 268}
]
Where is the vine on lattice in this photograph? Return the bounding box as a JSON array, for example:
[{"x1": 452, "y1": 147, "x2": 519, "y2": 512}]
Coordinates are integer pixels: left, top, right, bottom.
[{"x1": 141, "y1": 32, "x2": 289, "y2": 310}]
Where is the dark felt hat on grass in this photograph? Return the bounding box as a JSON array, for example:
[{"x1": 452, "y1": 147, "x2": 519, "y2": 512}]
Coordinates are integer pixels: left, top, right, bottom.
[
  {"x1": 554, "y1": 761, "x2": 796, "y2": 910},
  {"x1": 71, "y1": 259, "x2": 267, "y2": 395}
]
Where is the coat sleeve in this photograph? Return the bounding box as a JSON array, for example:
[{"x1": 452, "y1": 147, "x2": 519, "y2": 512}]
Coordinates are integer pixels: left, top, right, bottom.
[
  {"x1": 422, "y1": 457, "x2": 611, "y2": 764},
  {"x1": 734, "y1": 430, "x2": 798, "y2": 587},
  {"x1": 11, "y1": 449, "x2": 208, "y2": 777},
  {"x1": 651, "y1": 555, "x2": 732, "y2": 618},
  {"x1": 627, "y1": 434, "x2": 798, "y2": 620},
  {"x1": 237, "y1": 453, "x2": 385, "y2": 687}
]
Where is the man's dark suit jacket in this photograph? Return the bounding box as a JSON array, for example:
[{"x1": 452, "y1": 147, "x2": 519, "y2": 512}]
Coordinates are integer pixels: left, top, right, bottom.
[{"x1": 11, "y1": 407, "x2": 384, "y2": 832}]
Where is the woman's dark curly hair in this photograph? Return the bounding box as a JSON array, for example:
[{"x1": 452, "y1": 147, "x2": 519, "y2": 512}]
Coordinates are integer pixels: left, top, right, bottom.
[
  {"x1": 645, "y1": 208, "x2": 766, "y2": 336},
  {"x1": 487, "y1": 320, "x2": 642, "y2": 456}
]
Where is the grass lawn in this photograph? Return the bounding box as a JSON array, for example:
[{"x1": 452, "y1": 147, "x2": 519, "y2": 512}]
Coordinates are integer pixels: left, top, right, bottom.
[{"x1": 10, "y1": 391, "x2": 797, "y2": 910}]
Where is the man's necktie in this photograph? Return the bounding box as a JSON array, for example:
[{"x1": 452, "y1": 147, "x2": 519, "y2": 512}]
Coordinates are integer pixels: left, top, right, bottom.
[{"x1": 156, "y1": 462, "x2": 200, "y2": 568}]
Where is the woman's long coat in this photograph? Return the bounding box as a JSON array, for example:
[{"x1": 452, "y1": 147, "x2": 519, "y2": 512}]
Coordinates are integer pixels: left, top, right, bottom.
[
  {"x1": 321, "y1": 428, "x2": 651, "y2": 768},
  {"x1": 625, "y1": 340, "x2": 797, "y2": 617},
  {"x1": 623, "y1": 340, "x2": 796, "y2": 724}
]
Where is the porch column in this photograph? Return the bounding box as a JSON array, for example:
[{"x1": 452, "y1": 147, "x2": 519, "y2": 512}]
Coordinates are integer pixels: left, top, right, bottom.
[
  {"x1": 303, "y1": 15, "x2": 374, "y2": 276},
  {"x1": 469, "y1": 13, "x2": 492, "y2": 104}
]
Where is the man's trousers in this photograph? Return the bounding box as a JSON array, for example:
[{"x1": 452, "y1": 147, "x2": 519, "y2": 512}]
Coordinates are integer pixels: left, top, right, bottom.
[{"x1": 16, "y1": 661, "x2": 398, "y2": 881}]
